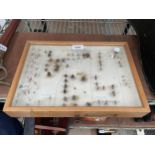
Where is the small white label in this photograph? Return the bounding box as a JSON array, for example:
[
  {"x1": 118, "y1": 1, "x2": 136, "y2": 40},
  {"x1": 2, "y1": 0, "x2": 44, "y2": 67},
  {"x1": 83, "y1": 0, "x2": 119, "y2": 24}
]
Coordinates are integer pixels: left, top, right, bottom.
[
  {"x1": 0, "y1": 44, "x2": 7, "y2": 52},
  {"x1": 98, "y1": 129, "x2": 105, "y2": 134},
  {"x1": 113, "y1": 47, "x2": 120, "y2": 53},
  {"x1": 72, "y1": 45, "x2": 84, "y2": 50}
]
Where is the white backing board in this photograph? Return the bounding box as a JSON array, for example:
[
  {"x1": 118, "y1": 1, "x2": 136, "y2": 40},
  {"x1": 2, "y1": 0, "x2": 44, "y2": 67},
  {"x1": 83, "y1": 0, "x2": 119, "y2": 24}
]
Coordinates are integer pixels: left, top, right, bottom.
[{"x1": 12, "y1": 44, "x2": 142, "y2": 107}]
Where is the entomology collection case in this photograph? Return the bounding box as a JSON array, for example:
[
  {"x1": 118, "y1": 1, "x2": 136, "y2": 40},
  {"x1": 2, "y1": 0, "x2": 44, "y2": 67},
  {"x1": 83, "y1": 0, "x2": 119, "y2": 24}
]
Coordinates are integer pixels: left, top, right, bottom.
[{"x1": 4, "y1": 41, "x2": 150, "y2": 117}]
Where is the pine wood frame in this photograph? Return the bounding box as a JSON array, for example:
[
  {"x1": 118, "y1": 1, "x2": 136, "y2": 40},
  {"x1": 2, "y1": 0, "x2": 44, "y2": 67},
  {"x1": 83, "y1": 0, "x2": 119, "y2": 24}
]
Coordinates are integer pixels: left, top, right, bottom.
[{"x1": 3, "y1": 41, "x2": 150, "y2": 117}]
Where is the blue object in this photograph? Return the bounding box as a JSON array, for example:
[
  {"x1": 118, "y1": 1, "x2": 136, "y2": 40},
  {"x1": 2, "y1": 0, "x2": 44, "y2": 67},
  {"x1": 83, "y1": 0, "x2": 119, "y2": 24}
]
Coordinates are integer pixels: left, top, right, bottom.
[{"x1": 0, "y1": 112, "x2": 23, "y2": 135}]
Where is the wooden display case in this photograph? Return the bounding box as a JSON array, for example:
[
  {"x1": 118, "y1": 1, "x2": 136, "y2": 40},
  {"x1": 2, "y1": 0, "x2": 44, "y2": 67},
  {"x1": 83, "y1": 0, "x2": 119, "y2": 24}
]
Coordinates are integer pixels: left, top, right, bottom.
[{"x1": 3, "y1": 41, "x2": 150, "y2": 117}]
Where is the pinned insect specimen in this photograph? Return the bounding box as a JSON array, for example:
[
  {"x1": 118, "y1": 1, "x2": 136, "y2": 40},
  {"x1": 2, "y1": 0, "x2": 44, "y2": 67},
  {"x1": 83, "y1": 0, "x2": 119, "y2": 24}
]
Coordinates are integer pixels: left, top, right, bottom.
[
  {"x1": 49, "y1": 96, "x2": 52, "y2": 101},
  {"x1": 86, "y1": 102, "x2": 92, "y2": 106},
  {"x1": 73, "y1": 103, "x2": 78, "y2": 107},
  {"x1": 95, "y1": 82, "x2": 99, "y2": 90},
  {"x1": 63, "y1": 89, "x2": 67, "y2": 94},
  {"x1": 111, "y1": 84, "x2": 115, "y2": 89},
  {"x1": 45, "y1": 64, "x2": 49, "y2": 67},
  {"x1": 94, "y1": 75, "x2": 97, "y2": 80},
  {"x1": 111, "y1": 90, "x2": 116, "y2": 97},
  {"x1": 63, "y1": 96, "x2": 68, "y2": 101},
  {"x1": 97, "y1": 100, "x2": 101, "y2": 105},
  {"x1": 96, "y1": 87, "x2": 99, "y2": 90},
  {"x1": 47, "y1": 72, "x2": 52, "y2": 77},
  {"x1": 97, "y1": 53, "x2": 103, "y2": 70},
  {"x1": 118, "y1": 60, "x2": 122, "y2": 67},
  {"x1": 44, "y1": 68, "x2": 48, "y2": 72},
  {"x1": 72, "y1": 95, "x2": 79, "y2": 101},
  {"x1": 114, "y1": 101, "x2": 117, "y2": 105},
  {"x1": 48, "y1": 58, "x2": 53, "y2": 63},
  {"x1": 54, "y1": 64, "x2": 60, "y2": 72},
  {"x1": 70, "y1": 74, "x2": 75, "y2": 79},
  {"x1": 62, "y1": 103, "x2": 67, "y2": 107},
  {"x1": 64, "y1": 79, "x2": 68, "y2": 83},
  {"x1": 61, "y1": 58, "x2": 65, "y2": 62},
  {"x1": 81, "y1": 75, "x2": 87, "y2": 82},
  {"x1": 98, "y1": 52, "x2": 101, "y2": 58},
  {"x1": 34, "y1": 81, "x2": 37, "y2": 85},
  {"x1": 48, "y1": 52, "x2": 51, "y2": 57},
  {"x1": 55, "y1": 59, "x2": 60, "y2": 63},
  {"x1": 64, "y1": 74, "x2": 68, "y2": 78},
  {"x1": 19, "y1": 85, "x2": 23, "y2": 88},
  {"x1": 34, "y1": 73, "x2": 38, "y2": 77},
  {"x1": 66, "y1": 53, "x2": 70, "y2": 56},
  {"x1": 28, "y1": 77, "x2": 32, "y2": 82},
  {"x1": 77, "y1": 53, "x2": 80, "y2": 57},
  {"x1": 83, "y1": 91, "x2": 87, "y2": 94},
  {"x1": 64, "y1": 84, "x2": 68, "y2": 89},
  {"x1": 82, "y1": 53, "x2": 90, "y2": 58},
  {"x1": 95, "y1": 82, "x2": 98, "y2": 86},
  {"x1": 66, "y1": 64, "x2": 69, "y2": 68},
  {"x1": 104, "y1": 101, "x2": 108, "y2": 105}
]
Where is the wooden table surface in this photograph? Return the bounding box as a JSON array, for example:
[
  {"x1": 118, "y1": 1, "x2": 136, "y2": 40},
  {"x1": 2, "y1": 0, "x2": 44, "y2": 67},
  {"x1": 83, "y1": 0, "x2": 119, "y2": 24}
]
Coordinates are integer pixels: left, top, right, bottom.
[{"x1": 1, "y1": 32, "x2": 155, "y2": 127}]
